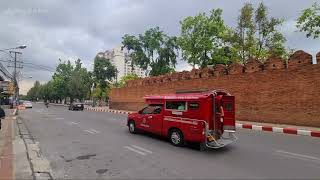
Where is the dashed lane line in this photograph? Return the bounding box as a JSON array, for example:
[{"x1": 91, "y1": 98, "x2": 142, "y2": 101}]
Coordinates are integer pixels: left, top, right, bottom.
[
  {"x1": 131, "y1": 145, "x2": 153, "y2": 154},
  {"x1": 64, "y1": 121, "x2": 79, "y2": 125},
  {"x1": 275, "y1": 150, "x2": 320, "y2": 163},
  {"x1": 124, "y1": 146, "x2": 146, "y2": 156},
  {"x1": 84, "y1": 128, "x2": 100, "y2": 134},
  {"x1": 89, "y1": 128, "x2": 100, "y2": 133},
  {"x1": 84, "y1": 129, "x2": 96, "y2": 134}
]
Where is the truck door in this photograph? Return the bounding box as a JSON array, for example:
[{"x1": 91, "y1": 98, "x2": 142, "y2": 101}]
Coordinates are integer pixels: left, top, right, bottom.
[
  {"x1": 221, "y1": 96, "x2": 236, "y2": 131},
  {"x1": 139, "y1": 104, "x2": 163, "y2": 133},
  {"x1": 148, "y1": 105, "x2": 163, "y2": 135},
  {"x1": 138, "y1": 105, "x2": 153, "y2": 131}
]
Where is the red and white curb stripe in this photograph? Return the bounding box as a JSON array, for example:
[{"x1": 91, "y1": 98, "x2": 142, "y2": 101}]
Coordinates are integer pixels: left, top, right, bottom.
[
  {"x1": 236, "y1": 123, "x2": 320, "y2": 138},
  {"x1": 85, "y1": 108, "x2": 131, "y2": 115}
]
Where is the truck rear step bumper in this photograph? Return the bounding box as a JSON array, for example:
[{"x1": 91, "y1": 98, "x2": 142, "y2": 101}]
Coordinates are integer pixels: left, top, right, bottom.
[{"x1": 206, "y1": 131, "x2": 237, "y2": 149}]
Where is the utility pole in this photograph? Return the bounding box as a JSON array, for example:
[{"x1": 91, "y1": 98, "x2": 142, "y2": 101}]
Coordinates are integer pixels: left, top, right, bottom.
[{"x1": 9, "y1": 51, "x2": 23, "y2": 106}]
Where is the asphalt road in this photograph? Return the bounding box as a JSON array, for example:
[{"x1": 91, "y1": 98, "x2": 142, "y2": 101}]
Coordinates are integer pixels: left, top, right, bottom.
[{"x1": 19, "y1": 104, "x2": 320, "y2": 179}]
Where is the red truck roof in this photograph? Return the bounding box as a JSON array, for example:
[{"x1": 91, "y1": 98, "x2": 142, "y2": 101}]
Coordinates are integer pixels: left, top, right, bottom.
[{"x1": 144, "y1": 92, "x2": 211, "y2": 100}]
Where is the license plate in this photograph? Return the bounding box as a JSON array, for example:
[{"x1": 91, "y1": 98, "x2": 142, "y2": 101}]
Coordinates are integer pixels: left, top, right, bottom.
[{"x1": 77, "y1": 105, "x2": 81, "y2": 107}]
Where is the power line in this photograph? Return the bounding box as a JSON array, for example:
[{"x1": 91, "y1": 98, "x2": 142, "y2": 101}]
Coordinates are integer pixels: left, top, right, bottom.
[
  {"x1": 22, "y1": 64, "x2": 55, "y2": 72},
  {"x1": 0, "y1": 58, "x2": 56, "y2": 72},
  {"x1": 0, "y1": 54, "x2": 56, "y2": 70},
  {"x1": 22, "y1": 61, "x2": 56, "y2": 71},
  {"x1": 0, "y1": 60, "x2": 13, "y2": 79}
]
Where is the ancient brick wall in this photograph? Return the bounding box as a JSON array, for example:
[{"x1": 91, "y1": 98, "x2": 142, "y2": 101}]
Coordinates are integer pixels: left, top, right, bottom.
[{"x1": 109, "y1": 50, "x2": 320, "y2": 127}]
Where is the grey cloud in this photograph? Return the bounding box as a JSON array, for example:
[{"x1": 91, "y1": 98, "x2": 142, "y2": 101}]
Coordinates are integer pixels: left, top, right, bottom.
[{"x1": 0, "y1": 0, "x2": 319, "y2": 94}]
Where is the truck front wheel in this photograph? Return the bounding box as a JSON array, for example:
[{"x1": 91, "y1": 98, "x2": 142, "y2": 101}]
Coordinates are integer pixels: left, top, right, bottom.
[
  {"x1": 128, "y1": 121, "x2": 136, "y2": 134},
  {"x1": 169, "y1": 129, "x2": 184, "y2": 147}
]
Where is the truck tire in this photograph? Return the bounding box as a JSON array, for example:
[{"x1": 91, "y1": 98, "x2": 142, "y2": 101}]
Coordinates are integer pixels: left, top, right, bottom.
[
  {"x1": 199, "y1": 142, "x2": 207, "y2": 151},
  {"x1": 128, "y1": 121, "x2": 137, "y2": 134},
  {"x1": 169, "y1": 129, "x2": 184, "y2": 147}
]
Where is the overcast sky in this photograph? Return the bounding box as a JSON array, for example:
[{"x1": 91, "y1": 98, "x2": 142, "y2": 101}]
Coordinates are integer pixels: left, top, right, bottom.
[{"x1": 0, "y1": 0, "x2": 319, "y2": 94}]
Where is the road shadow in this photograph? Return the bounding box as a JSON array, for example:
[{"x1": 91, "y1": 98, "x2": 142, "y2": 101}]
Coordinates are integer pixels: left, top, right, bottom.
[{"x1": 122, "y1": 128, "x2": 235, "y2": 154}]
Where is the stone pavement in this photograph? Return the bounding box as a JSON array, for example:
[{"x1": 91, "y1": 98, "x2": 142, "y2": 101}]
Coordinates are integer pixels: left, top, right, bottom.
[
  {"x1": 0, "y1": 108, "x2": 52, "y2": 180},
  {"x1": 0, "y1": 109, "x2": 15, "y2": 180}
]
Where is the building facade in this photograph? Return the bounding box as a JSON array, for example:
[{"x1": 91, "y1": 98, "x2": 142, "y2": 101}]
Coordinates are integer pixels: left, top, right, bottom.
[{"x1": 97, "y1": 46, "x2": 147, "y2": 81}]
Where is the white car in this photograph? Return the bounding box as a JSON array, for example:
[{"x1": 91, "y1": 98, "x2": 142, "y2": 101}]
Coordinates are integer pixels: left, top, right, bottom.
[{"x1": 23, "y1": 101, "x2": 33, "y2": 108}]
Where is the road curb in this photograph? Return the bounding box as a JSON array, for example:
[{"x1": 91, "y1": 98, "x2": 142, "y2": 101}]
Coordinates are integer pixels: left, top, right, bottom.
[
  {"x1": 85, "y1": 107, "x2": 320, "y2": 138},
  {"x1": 85, "y1": 107, "x2": 131, "y2": 115},
  {"x1": 236, "y1": 123, "x2": 320, "y2": 138}
]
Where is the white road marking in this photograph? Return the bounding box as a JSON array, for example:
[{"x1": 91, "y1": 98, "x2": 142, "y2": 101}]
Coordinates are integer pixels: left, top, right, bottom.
[
  {"x1": 55, "y1": 117, "x2": 65, "y2": 120},
  {"x1": 89, "y1": 128, "x2": 100, "y2": 133},
  {"x1": 124, "y1": 146, "x2": 146, "y2": 156},
  {"x1": 131, "y1": 145, "x2": 152, "y2": 154},
  {"x1": 276, "y1": 150, "x2": 320, "y2": 162},
  {"x1": 65, "y1": 121, "x2": 79, "y2": 125},
  {"x1": 84, "y1": 130, "x2": 96, "y2": 134}
]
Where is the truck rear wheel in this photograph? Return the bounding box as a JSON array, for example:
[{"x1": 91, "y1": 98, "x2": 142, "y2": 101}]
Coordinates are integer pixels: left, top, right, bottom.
[
  {"x1": 128, "y1": 121, "x2": 136, "y2": 134},
  {"x1": 169, "y1": 129, "x2": 184, "y2": 147}
]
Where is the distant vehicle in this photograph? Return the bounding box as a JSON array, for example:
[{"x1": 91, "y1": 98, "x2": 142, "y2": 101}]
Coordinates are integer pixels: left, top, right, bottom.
[
  {"x1": 19, "y1": 100, "x2": 24, "y2": 105},
  {"x1": 23, "y1": 101, "x2": 33, "y2": 108},
  {"x1": 127, "y1": 90, "x2": 237, "y2": 150},
  {"x1": 69, "y1": 102, "x2": 84, "y2": 111}
]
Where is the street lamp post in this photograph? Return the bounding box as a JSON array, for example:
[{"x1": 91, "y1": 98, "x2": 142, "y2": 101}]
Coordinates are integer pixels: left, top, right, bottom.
[
  {"x1": 0, "y1": 45, "x2": 27, "y2": 52},
  {"x1": 0, "y1": 45, "x2": 27, "y2": 107}
]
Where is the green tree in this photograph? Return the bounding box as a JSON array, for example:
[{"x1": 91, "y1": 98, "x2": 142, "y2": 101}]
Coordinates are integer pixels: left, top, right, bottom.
[
  {"x1": 92, "y1": 85, "x2": 106, "y2": 102},
  {"x1": 93, "y1": 56, "x2": 117, "y2": 101},
  {"x1": 118, "y1": 73, "x2": 139, "y2": 87},
  {"x1": 235, "y1": 3, "x2": 256, "y2": 63},
  {"x1": 254, "y1": 2, "x2": 286, "y2": 59},
  {"x1": 52, "y1": 59, "x2": 74, "y2": 103},
  {"x1": 233, "y1": 2, "x2": 286, "y2": 63},
  {"x1": 26, "y1": 81, "x2": 41, "y2": 101},
  {"x1": 39, "y1": 81, "x2": 54, "y2": 102},
  {"x1": 122, "y1": 34, "x2": 140, "y2": 54},
  {"x1": 297, "y1": 2, "x2": 320, "y2": 39},
  {"x1": 122, "y1": 27, "x2": 179, "y2": 76},
  {"x1": 68, "y1": 59, "x2": 92, "y2": 102},
  {"x1": 178, "y1": 9, "x2": 236, "y2": 68}
]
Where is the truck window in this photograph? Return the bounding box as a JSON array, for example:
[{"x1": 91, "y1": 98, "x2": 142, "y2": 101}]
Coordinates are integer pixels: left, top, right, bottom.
[
  {"x1": 142, "y1": 105, "x2": 162, "y2": 114},
  {"x1": 166, "y1": 101, "x2": 186, "y2": 111},
  {"x1": 224, "y1": 102, "x2": 233, "y2": 112},
  {"x1": 189, "y1": 102, "x2": 199, "y2": 110}
]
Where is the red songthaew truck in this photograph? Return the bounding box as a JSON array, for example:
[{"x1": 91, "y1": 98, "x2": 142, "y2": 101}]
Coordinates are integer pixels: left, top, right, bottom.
[{"x1": 127, "y1": 90, "x2": 237, "y2": 149}]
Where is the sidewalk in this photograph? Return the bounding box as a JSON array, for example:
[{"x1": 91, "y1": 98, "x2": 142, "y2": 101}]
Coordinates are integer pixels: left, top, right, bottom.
[
  {"x1": 0, "y1": 108, "x2": 53, "y2": 180},
  {"x1": 0, "y1": 109, "x2": 15, "y2": 179}
]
